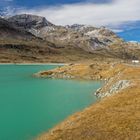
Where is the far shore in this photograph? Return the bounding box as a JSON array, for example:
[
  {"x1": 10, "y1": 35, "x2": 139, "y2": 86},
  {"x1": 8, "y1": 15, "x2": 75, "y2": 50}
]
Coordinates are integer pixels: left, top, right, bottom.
[{"x1": 0, "y1": 63, "x2": 67, "y2": 66}]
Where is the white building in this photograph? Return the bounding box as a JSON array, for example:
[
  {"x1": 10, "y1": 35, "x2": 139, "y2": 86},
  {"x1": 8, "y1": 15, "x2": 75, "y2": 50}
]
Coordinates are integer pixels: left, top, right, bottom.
[{"x1": 132, "y1": 60, "x2": 140, "y2": 64}]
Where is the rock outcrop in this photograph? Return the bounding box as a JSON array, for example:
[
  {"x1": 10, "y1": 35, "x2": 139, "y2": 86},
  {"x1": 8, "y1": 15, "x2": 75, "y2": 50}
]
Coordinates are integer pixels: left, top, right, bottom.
[
  {"x1": 0, "y1": 17, "x2": 36, "y2": 39},
  {"x1": 95, "y1": 80, "x2": 130, "y2": 98},
  {"x1": 7, "y1": 14, "x2": 53, "y2": 30}
]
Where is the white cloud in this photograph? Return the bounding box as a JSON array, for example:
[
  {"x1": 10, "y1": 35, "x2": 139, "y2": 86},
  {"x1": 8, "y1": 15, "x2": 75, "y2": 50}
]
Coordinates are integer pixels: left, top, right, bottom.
[
  {"x1": 110, "y1": 29, "x2": 124, "y2": 33},
  {"x1": 14, "y1": 0, "x2": 140, "y2": 28}
]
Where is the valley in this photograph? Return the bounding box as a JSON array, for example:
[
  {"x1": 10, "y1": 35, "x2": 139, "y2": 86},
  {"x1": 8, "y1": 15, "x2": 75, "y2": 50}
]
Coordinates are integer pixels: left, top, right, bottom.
[{"x1": 0, "y1": 13, "x2": 140, "y2": 140}]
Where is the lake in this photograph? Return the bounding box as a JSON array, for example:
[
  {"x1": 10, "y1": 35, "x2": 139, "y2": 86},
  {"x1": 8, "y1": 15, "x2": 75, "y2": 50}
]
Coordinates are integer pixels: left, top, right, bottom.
[{"x1": 0, "y1": 64, "x2": 102, "y2": 140}]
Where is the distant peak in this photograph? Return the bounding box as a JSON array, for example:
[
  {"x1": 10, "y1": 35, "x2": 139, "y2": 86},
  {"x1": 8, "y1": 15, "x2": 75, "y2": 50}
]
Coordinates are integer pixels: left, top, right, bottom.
[{"x1": 7, "y1": 14, "x2": 54, "y2": 29}]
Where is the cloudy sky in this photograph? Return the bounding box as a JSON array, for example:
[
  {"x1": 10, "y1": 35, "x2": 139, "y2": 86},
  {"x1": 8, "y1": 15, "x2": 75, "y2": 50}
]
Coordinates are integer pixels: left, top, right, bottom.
[{"x1": 0, "y1": 0, "x2": 140, "y2": 34}]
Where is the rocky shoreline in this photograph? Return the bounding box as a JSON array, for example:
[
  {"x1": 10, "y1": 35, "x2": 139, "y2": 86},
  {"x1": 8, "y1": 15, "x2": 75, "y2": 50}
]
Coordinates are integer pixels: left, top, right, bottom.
[
  {"x1": 95, "y1": 80, "x2": 130, "y2": 98},
  {"x1": 35, "y1": 62, "x2": 140, "y2": 140},
  {"x1": 35, "y1": 62, "x2": 132, "y2": 98}
]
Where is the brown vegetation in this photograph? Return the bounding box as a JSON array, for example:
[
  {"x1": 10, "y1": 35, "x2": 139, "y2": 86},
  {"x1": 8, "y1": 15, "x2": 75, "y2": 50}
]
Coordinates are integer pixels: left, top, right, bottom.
[{"x1": 37, "y1": 63, "x2": 140, "y2": 140}]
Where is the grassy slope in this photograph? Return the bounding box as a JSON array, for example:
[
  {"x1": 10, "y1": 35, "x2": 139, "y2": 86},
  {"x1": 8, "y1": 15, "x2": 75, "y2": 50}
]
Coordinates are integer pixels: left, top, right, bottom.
[
  {"x1": 0, "y1": 17, "x2": 140, "y2": 63},
  {"x1": 37, "y1": 63, "x2": 140, "y2": 140},
  {"x1": 1, "y1": 37, "x2": 123, "y2": 63}
]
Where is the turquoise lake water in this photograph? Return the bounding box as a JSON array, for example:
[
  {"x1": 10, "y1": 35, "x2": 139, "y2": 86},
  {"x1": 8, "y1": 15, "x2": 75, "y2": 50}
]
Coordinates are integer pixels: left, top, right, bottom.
[{"x1": 0, "y1": 65, "x2": 101, "y2": 140}]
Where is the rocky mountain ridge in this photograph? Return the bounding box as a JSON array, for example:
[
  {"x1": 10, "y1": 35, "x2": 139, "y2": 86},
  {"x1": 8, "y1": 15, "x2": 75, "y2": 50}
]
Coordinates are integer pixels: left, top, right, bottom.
[
  {"x1": 7, "y1": 14, "x2": 54, "y2": 30},
  {"x1": 0, "y1": 14, "x2": 140, "y2": 63},
  {"x1": 7, "y1": 14, "x2": 123, "y2": 51},
  {"x1": 0, "y1": 17, "x2": 39, "y2": 40}
]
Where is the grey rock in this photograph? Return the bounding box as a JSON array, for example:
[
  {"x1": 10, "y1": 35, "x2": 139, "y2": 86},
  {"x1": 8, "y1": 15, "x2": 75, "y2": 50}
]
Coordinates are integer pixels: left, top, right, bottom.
[
  {"x1": 95, "y1": 80, "x2": 130, "y2": 98},
  {"x1": 7, "y1": 14, "x2": 53, "y2": 29}
]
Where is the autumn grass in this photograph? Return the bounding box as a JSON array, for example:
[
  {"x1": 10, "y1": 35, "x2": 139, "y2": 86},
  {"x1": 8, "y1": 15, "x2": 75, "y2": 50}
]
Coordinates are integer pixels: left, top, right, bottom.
[{"x1": 37, "y1": 63, "x2": 140, "y2": 140}]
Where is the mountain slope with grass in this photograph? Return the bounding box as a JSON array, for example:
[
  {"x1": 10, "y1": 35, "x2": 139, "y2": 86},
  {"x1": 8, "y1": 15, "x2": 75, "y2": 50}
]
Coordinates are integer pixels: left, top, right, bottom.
[
  {"x1": 0, "y1": 14, "x2": 140, "y2": 63},
  {"x1": 36, "y1": 62, "x2": 140, "y2": 140}
]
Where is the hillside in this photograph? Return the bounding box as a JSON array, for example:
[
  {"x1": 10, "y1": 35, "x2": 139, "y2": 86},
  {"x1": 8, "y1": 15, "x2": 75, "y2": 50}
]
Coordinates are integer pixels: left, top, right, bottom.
[
  {"x1": 0, "y1": 17, "x2": 95, "y2": 63},
  {"x1": 0, "y1": 17, "x2": 35, "y2": 39},
  {"x1": 36, "y1": 62, "x2": 140, "y2": 140},
  {"x1": 4, "y1": 14, "x2": 140, "y2": 61},
  {"x1": 0, "y1": 14, "x2": 140, "y2": 63},
  {"x1": 7, "y1": 14, "x2": 54, "y2": 30}
]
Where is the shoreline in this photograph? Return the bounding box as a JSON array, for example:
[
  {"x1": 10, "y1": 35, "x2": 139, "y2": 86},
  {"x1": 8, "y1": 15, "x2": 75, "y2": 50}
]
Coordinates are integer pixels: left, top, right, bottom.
[
  {"x1": 0, "y1": 63, "x2": 67, "y2": 66},
  {"x1": 1, "y1": 62, "x2": 139, "y2": 140},
  {"x1": 36, "y1": 62, "x2": 140, "y2": 140}
]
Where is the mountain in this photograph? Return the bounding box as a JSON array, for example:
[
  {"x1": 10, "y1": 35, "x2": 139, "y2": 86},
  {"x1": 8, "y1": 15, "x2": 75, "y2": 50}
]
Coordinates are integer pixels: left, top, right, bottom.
[
  {"x1": 36, "y1": 22, "x2": 140, "y2": 60},
  {"x1": 7, "y1": 14, "x2": 54, "y2": 30},
  {"x1": 0, "y1": 17, "x2": 61, "y2": 63},
  {"x1": 0, "y1": 16, "x2": 98, "y2": 63},
  {"x1": 0, "y1": 17, "x2": 36, "y2": 39},
  {"x1": 7, "y1": 14, "x2": 122, "y2": 51},
  {"x1": 0, "y1": 14, "x2": 140, "y2": 63}
]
